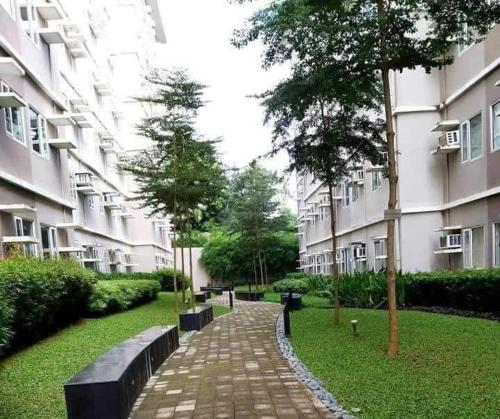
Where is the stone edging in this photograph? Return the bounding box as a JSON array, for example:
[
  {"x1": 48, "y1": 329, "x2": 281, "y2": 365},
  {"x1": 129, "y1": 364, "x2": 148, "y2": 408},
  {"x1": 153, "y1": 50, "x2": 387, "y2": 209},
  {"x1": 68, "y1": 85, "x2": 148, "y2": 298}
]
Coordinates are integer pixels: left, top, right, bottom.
[{"x1": 275, "y1": 311, "x2": 355, "y2": 419}]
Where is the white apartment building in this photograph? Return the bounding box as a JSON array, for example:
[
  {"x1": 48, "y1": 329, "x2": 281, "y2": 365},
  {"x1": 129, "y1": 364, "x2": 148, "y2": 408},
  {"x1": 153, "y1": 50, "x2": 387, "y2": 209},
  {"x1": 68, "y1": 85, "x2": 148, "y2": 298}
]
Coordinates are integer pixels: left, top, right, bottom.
[
  {"x1": 298, "y1": 25, "x2": 500, "y2": 274},
  {"x1": 0, "y1": 0, "x2": 173, "y2": 272}
]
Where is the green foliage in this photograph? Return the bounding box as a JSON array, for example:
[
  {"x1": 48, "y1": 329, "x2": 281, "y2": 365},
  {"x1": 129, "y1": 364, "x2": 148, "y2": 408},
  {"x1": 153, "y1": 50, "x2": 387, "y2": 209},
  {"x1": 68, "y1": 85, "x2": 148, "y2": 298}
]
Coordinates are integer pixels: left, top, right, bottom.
[
  {"x1": 406, "y1": 269, "x2": 500, "y2": 313},
  {"x1": 291, "y1": 308, "x2": 500, "y2": 418},
  {"x1": 0, "y1": 293, "x2": 230, "y2": 419},
  {"x1": 152, "y1": 268, "x2": 191, "y2": 292},
  {"x1": 87, "y1": 280, "x2": 160, "y2": 315},
  {"x1": 272, "y1": 277, "x2": 311, "y2": 294},
  {"x1": 0, "y1": 293, "x2": 12, "y2": 350},
  {"x1": 173, "y1": 230, "x2": 208, "y2": 247},
  {"x1": 0, "y1": 257, "x2": 95, "y2": 351}
]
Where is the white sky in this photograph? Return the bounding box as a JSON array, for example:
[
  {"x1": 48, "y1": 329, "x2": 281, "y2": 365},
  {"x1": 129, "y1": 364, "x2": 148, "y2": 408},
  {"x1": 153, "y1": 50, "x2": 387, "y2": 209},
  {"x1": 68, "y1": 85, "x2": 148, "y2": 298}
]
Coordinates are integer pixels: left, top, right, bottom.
[{"x1": 157, "y1": 0, "x2": 291, "y2": 176}]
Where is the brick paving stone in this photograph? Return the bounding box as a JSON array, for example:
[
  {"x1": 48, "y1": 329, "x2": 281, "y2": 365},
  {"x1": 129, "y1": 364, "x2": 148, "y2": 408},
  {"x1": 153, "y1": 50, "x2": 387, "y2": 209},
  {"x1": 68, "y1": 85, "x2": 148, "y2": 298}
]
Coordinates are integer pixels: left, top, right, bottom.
[{"x1": 132, "y1": 296, "x2": 334, "y2": 419}]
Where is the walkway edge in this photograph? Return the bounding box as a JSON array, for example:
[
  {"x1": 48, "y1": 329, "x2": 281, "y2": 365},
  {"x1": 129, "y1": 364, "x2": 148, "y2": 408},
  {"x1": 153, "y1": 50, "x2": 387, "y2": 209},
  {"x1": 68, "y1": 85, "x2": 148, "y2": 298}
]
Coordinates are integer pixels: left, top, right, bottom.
[{"x1": 275, "y1": 310, "x2": 355, "y2": 419}]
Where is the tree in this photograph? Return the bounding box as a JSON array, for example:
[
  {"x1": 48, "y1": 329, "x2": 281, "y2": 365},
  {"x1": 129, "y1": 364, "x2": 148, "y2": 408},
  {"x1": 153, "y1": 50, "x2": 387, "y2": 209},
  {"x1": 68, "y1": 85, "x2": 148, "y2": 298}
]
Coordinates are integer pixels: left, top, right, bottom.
[
  {"x1": 226, "y1": 164, "x2": 283, "y2": 288},
  {"x1": 121, "y1": 69, "x2": 225, "y2": 311},
  {"x1": 233, "y1": 0, "x2": 500, "y2": 355}
]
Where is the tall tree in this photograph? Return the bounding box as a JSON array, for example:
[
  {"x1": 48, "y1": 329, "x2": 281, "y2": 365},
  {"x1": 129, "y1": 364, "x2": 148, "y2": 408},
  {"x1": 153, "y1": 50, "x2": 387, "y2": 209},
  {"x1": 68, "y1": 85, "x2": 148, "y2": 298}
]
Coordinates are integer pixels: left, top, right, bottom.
[{"x1": 233, "y1": 0, "x2": 500, "y2": 355}]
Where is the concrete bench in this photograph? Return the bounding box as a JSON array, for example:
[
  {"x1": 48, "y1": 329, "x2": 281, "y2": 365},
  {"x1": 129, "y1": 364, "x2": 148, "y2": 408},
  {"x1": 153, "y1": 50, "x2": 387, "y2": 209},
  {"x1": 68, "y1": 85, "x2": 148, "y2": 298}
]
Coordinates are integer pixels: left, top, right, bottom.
[
  {"x1": 179, "y1": 305, "x2": 214, "y2": 331},
  {"x1": 280, "y1": 293, "x2": 303, "y2": 310},
  {"x1": 64, "y1": 325, "x2": 179, "y2": 419},
  {"x1": 235, "y1": 291, "x2": 264, "y2": 301},
  {"x1": 194, "y1": 291, "x2": 210, "y2": 303}
]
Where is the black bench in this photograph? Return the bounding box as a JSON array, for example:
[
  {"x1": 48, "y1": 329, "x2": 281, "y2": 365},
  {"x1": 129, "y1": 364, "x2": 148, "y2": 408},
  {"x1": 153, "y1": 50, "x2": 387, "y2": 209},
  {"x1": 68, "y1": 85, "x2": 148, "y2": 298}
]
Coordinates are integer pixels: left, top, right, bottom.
[
  {"x1": 235, "y1": 291, "x2": 264, "y2": 301},
  {"x1": 194, "y1": 291, "x2": 210, "y2": 303},
  {"x1": 64, "y1": 325, "x2": 179, "y2": 419},
  {"x1": 179, "y1": 305, "x2": 214, "y2": 331},
  {"x1": 281, "y1": 293, "x2": 303, "y2": 310}
]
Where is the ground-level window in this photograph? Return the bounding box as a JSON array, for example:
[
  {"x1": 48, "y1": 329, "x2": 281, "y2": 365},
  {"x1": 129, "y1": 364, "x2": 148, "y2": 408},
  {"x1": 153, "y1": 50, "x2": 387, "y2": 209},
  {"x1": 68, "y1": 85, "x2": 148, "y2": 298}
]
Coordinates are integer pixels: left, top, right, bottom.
[
  {"x1": 374, "y1": 239, "x2": 387, "y2": 271},
  {"x1": 14, "y1": 216, "x2": 37, "y2": 256},
  {"x1": 494, "y1": 223, "x2": 500, "y2": 267},
  {"x1": 1, "y1": 81, "x2": 25, "y2": 143},
  {"x1": 339, "y1": 248, "x2": 350, "y2": 274},
  {"x1": 463, "y1": 227, "x2": 485, "y2": 269},
  {"x1": 461, "y1": 113, "x2": 482, "y2": 163},
  {"x1": 28, "y1": 107, "x2": 48, "y2": 157},
  {"x1": 40, "y1": 225, "x2": 57, "y2": 259}
]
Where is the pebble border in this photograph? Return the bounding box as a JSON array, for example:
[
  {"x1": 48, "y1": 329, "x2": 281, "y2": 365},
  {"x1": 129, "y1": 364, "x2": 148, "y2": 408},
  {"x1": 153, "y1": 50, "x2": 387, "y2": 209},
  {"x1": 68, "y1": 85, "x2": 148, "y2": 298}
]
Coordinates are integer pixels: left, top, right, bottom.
[{"x1": 275, "y1": 311, "x2": 355, "y2": 419}]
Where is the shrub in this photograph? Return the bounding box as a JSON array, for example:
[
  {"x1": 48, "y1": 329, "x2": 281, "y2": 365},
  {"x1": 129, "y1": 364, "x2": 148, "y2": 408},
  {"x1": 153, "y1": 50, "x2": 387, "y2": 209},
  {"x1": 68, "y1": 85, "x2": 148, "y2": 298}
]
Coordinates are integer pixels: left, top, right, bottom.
[
  {"x1": 273, "y1": 277, "x2": 311, "y2": 294},
  {"x1": 0, "y1": 294, "x2": 12, "y2": 351},
  {"x1": 406, "y1": 269, "x2": 500, "y2": 313},
  {"x1": 151, "y1": 268, "x2": 191, "y2": 292},
  {"x1": 0, "y1": 257, "x2": 95, "y2": 351},
  {"x1": 87, "y1": 280, "x2": 160, "y2": 315}
]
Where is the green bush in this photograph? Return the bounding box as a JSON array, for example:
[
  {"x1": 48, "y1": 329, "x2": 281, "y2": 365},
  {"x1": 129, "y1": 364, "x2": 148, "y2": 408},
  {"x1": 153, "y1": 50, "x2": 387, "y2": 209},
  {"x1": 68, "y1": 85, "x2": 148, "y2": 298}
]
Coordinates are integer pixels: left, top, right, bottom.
[
  {"x1": 87, "y1": 280, "x2": 160, "y2": 315},
  {"x1": 273, "y1": 277, "x2": 311, "y2": 294},
  {"x1": 95, "y1": 272, "x2": 157, "y2": 281},
  {"x1": 0, "y1": 294, "x2": 12, "y2": 351},
  {"x1": 151, "y1": 268, "x2": 191, "y2": 292},
  {"x1": 0, "y1": 257, "x2": 95, "y2": 351},
  {"x1": 406, "y1": 269, "x2": 500, "y2": 313}
]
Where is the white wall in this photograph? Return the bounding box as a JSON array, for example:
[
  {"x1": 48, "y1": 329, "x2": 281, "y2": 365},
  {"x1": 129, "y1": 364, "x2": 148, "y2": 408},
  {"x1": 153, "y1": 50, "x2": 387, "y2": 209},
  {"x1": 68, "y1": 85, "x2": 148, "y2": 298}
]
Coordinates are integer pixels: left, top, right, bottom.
[{"x1": 175, "y1": 247, "x2": 210, "y2": 291}]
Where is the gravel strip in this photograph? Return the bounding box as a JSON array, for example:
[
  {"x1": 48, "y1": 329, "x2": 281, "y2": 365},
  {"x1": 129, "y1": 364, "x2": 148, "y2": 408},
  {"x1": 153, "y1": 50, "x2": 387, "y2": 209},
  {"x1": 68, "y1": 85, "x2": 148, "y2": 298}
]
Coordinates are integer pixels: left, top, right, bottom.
[{"x1": 275, "y1": 311, "x2": 355, "y2": 419}]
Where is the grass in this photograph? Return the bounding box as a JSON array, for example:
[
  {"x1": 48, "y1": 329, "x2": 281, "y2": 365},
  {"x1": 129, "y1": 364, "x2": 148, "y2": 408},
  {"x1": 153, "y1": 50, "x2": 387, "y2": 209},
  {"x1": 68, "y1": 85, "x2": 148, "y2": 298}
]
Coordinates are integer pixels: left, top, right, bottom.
[
  {"x1": 0, "y1": 293, "x2": 230, "y2": 419},
  {"x1": 290, "y1": 305, "x2": 500, "y2": 418}
]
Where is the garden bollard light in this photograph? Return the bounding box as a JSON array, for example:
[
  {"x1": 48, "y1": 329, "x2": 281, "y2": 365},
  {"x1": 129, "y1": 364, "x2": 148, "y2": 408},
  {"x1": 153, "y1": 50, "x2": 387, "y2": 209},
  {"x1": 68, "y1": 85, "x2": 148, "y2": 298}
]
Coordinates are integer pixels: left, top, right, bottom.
[{"x1": 351, "y1": 320, "x2": 359, "y2": 337}]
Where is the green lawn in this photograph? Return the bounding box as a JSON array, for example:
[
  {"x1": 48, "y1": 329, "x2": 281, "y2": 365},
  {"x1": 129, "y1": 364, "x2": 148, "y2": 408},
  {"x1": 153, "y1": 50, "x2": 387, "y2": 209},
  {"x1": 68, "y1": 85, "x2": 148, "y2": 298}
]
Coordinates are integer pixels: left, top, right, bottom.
[
  {"x1": 0, "y1": 293, "x2": 230, "y2": 419},
  {"x1": 290, "y1": 305, "x2": 500, "y2": 418}
]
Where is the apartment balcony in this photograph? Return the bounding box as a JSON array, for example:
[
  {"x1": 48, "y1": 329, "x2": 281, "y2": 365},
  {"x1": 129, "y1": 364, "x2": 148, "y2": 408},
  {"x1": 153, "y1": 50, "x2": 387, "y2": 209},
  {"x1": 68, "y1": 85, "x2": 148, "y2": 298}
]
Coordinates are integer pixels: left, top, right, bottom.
[
  {"x1": 349, "y1": 169, "x2": 365, "y2": 185},
  {"x1": 1, "y1": 236, "x2": 39, "y2": 245},
  {"x1": 93, "y1": 79, "x2": 113, "y2": 96},
  {"x1": 36, "y1": 3, "x2": 65, "y2": 20},
  {"x1": 38, "y1": 28, "x2": 66, "y2": 44},
  {"x1": 102, "y1": 193, "x2": 122, "y2": 210},
  {"x1": 0, "y1": 204, "x2": 36, "y2": 215},
  {"x1": 99, "y1": 138, "x2": 119, "y2": 154},
  {"x1": 71, "y1": 113, "x2": 93, "y2": 128},
  {"x1": 47, "y1": 138, "x2": 77, "y2": 150},
  {"x1": 116, "y1": 207, "x2": 135, "y2": 219},
  {"x1": 57, "y1": 246, "x2": 85, "y2": 254},
  {"x1": 0, "y1": 91, "x2": 26, "y2": 108},
  {"x1": 46, "y1": 114, "x2": 75, "y2": 127},
  {"x1": 75, "y1": 172, "x2": 100, "y2": 196},
  {"x1": 64, "y1": 28, "x2": 88, "y2": 58},
  {"x1": 431, "y1": 120, "x2": 460, "y2": 132},
  {"x1": 431, "y1": 130, "x2": 461, "y2": 155},
  {"x1": 0, "y1": 58, "x2": 25, "y2": 77},
  {"x1": 434, "y1": 227, "x2": 462, "y2": 254}
]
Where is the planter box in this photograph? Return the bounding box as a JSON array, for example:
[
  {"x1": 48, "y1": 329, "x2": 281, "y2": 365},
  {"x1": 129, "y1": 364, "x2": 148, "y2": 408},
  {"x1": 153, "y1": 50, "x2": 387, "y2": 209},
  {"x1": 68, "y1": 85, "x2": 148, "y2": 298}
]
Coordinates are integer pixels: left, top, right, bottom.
[
  {"x1": 200, "y1": 286, "x2": 224, "y2": 295},
  {"x1": 280, "y1": 293, "x2": 303, "y2": 310},
  {"x1": 235, "y1": 291, "x2": 264, "y2": 301},
  {"x1": 179, "y1": 305, "x2": 213, "y2": 331},
  {"x1": 194, "y1": 292, "x2": 210, "y2": 303},
  {"x1": 64, "y1": 325, "x2": 179, "y2": 419}
]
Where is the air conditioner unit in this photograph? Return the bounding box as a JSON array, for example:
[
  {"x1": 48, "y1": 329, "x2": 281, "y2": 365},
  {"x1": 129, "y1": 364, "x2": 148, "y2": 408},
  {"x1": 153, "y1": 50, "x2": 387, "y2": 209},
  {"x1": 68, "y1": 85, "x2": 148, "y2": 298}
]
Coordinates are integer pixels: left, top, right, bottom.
[
  {"x1": 439, "y1": 130, "x2": 460, "y2": 147},
  {"x1": 354, "y1": 246, "x2": 366, "y2": 259},
  {"x1": 439, "y1": 234, "x2": 462, "y2": 249}
]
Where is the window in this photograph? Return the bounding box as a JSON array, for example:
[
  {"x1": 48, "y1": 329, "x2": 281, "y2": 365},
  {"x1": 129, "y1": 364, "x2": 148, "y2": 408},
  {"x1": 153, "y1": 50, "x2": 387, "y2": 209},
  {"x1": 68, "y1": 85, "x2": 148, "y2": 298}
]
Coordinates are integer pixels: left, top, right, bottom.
[
  {"x1": 372, "y1": 171, "x2": 382, "y2": 191},
  {"x1": 341, "y1": 182, "x2": 350, "y2": 207},
  {"x1": 339, "y1": 248, "x2": 350, "y2": 274},
  {"x1": 28, "y1": 107, "x2": 48, "y2": 157},
  {"x1": 491, "y1": 102, "x2": 500, "y2": 151},
  {"x1": 494, "y1": 223, "x2": 500, "y2": 267},
  {"x1": 351, "y1": 184, "x2": 359, "y2": 203},
  {"x1": 463, "y1": 227, "x2": 485, "y2": 269},
  {"x1": 41, "y1": 225, "x2": 57, "y2": 259},
  {"x1": 1, "y1": 82, "x2": 25, "y2": 143},
  {"x1": 374, "y1": 239, "x2": 387, "y2": 271},
  {"x1": 14, "y1": 217, "x2": 37, "y2": 256},
  {"x1": 19, "y1": 0, "x2": 40, "y2": 45},
  {"x1": 461, "y1": 113, "x2": 482, "y2": 163},
  {"x1": 87, "y1": 196, "x2": 95, "y2": 209},
  {"x1": 458, "y1": 22, "x2": 472, "y2": 55},
  {"x1": 69, "y1": 173, "x2": 77, "y2": 200}
]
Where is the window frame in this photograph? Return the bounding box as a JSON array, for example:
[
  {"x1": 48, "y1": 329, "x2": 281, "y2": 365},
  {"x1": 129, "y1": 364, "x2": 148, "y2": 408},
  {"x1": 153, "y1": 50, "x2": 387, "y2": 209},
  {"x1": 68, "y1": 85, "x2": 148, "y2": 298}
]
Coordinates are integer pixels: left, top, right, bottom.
[
  {"x1": 461, "y1": 112, "x2": 483, "y2": 163},
  {"x1": 1, "y1": 80, "x2": 26, "y2": 145},
  {"x1": 13, "y1": 216, "x2": 37, "y2": 257},
  {"x1": 462, "y1": 226, "x2": 485, "y2": 269},
  {"x1": 40, "y1": 224, "x2": 57, "y2": 259},
  {"x1": 27, "y1": 106, "x2": 49, "y2": 158},
  {"x1": 490, "y1": 101, "x2": 500, "y2": 153},
  {"x1": 19, "y1": 0, "x2": 41, "y2": 46}
]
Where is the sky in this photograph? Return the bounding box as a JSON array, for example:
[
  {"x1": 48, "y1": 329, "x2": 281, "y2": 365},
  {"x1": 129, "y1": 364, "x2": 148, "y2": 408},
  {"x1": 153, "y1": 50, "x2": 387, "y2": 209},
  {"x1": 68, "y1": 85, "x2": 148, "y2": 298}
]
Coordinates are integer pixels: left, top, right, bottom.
[{"x1": 157, "y1": 0, "x2": 291, "y2": 176}]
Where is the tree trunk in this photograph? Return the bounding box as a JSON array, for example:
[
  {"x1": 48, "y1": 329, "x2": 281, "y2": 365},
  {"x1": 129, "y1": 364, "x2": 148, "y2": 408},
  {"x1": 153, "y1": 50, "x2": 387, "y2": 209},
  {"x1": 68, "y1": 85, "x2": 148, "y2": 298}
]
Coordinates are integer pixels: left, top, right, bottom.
[
  {"x1": 258, "y1": 251, "x2": 265, "y2": 288},
  {"x1": 378, "y1": 0, "x2": 399, "y2": 357},
  {"x1": 263, "y1": 256, "x2": 269, "y2": 288},
  {"x1": 172, "y1": 225, "x2": 179, "y2": 317},
  {"x1": 181, "y1": 239, "x2": 186, "y2": 305},
  {"x1": 253, "y1": 253, "x2": 258, "y2": 291},
  {"x1": 328, "y1": 182, "x2": 340, "y2": 326},
  {"x1": 188, "y1": 229, "x2": 195, "y2": 310}
]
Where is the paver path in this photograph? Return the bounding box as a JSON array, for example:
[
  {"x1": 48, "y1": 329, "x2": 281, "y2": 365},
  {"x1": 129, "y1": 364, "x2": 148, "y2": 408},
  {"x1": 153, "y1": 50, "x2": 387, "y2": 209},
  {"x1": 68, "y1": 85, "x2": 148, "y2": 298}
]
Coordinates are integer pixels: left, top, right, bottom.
[{"x1": 132, "y1": 295, "x2": 334, "y2": 419}]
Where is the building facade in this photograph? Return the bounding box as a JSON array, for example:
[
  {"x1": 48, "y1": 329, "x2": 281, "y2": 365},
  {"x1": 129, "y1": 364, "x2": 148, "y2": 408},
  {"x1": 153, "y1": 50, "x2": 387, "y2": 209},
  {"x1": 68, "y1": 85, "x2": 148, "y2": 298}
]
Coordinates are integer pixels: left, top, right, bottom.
[
  {"x1": 0, "y1": 0, "x2": 173, "y2": 272},
  {"x1": 298, "y1": 25, "x2": 500, "y2": 274}
]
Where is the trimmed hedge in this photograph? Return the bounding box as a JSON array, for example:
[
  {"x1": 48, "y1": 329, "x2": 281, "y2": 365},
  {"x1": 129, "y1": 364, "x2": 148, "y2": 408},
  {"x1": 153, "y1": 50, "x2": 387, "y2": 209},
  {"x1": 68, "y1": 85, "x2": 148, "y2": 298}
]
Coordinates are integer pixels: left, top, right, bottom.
[
  {"x1": 274, "y1": 269, "x2": 500, "y2": 314},
  {"x1": 0, "y1": 258, "x2": 95, "y2": 351},
  {"x1": 87, "y1": 280, "x2": 160, "y2": 316},
  {"x1": 96, "y1": 268, "x2": 191, "y2": 292}
]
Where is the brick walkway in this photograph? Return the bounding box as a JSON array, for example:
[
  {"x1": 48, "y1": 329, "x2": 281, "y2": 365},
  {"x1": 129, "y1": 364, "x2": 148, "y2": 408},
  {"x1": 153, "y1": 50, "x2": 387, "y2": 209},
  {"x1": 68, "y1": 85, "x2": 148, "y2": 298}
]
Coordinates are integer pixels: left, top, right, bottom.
[{"x1": 132, "y1": 294, "x2": 334, "y2": 419}]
